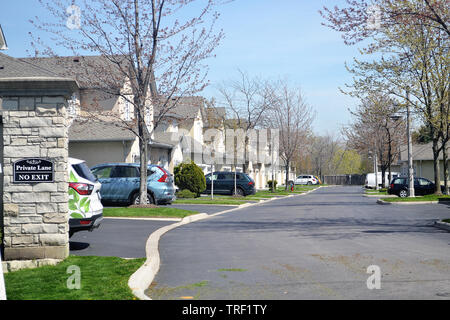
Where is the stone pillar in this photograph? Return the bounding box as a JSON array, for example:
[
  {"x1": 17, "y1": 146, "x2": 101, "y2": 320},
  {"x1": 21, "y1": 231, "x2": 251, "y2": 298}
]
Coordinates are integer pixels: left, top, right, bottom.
[{"x1": 1, "y1": 96, "x2": 71, "y2": 261}]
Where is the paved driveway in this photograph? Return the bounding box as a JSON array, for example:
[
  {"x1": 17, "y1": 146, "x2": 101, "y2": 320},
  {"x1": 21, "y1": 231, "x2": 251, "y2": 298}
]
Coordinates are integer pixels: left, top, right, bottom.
[
  {"x1": 147, "y1": 186, "x2": 450, "y2": 299},
  {"x1": 70, "y1": 218, "x2": 175, "y2": 258}
]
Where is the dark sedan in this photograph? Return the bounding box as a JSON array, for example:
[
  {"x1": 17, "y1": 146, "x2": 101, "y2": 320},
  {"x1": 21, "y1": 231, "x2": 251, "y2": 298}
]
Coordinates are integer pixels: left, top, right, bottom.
[{"x1": 387, "y1": 177, "x2": 440, "y2": 197}]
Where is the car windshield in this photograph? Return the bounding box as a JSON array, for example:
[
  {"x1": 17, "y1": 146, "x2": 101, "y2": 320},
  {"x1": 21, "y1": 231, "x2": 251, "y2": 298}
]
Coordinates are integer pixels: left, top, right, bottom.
[{"x1": 73, "y1": 162, "x2": 97, "y2": 182}]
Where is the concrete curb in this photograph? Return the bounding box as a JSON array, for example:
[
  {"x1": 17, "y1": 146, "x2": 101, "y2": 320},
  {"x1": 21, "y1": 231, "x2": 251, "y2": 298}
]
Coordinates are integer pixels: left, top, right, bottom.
[
  {"x1": 434, "y1": 220, "x2": 450, "y2": 232},
  {"x1": 377, "y1": 199, "x2": 450, "y2": 205},
  {"x1": 129, "y1": 186, "x2": 323, "y2": 300},
  {"x1": 128, "y1": 213, "x2": 209, "y2": 300},
  {"x1": 363, "y1": 194, "x2": 396, "y2": 198}
]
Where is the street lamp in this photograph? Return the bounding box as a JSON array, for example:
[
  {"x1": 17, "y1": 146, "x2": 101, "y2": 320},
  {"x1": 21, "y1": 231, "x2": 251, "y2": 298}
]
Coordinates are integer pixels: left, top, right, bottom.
[
  {"x1": 368, "y1": 150, "x2": 378, "y2": 190},
  {"x1": 391, "y1": 90, "x2": 414, "y2": 197}
]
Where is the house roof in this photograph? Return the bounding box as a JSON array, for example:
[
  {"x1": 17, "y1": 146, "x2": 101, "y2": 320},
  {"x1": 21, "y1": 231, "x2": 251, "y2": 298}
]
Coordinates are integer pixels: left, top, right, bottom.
[
  {"x1": 0, "y1": 52, "x2": 79, "y2": 95},
  {"x1": 69, "y1": 119, "x2": 174, "y2": 149},
  {"x1": 69, "y1": 120, "x2": 136, "y2": 142},
  {"x1": 154, "y1": 96, "x2": 205, "y2": 122},
  {"x1": 19, "y1": 55, "x2": 129, "y2": 90},
  {"x1": 0, "y1": 52, "x2": 63, "y2": 79},
  {"x1": 399, "y1": 142, "x2": 450, "y2": 162},
  {"x1": 203, "y1": 107, "x2": 226, "y2": 128}
]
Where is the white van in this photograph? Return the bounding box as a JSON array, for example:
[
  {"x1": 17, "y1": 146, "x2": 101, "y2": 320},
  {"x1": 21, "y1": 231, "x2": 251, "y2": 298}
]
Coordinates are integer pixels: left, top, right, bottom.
[
  {"x1": 365, "y1": 172, "x2": 400, "y2": 189},
  {"x1": 68, "y1": 158, "x2": 103, "y2": 237}
]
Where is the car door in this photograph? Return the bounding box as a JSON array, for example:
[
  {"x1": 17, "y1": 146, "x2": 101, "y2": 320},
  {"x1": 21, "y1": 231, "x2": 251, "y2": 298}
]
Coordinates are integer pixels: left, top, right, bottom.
[
  {"x1": 413, "y1": 178, "x2": 422, "y2": 195},
  {"x1": 91, "y1": 166, "x2": 114, "y2": 201},
  {"x1": 417, "y1": 178, "x2": 433, "y2": 195},
  {"x1": 109, "y1": 165, "x2": 140, "y2": 201},
  {"x1": 215, "y1": 173, "x2": 230, "y2": 194}
]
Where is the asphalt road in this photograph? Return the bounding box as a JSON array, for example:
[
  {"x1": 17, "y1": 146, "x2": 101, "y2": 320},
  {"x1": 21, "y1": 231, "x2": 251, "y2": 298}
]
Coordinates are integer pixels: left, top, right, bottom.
[
  {"x1": 69, "y1": 204, "x2": 235, "y2": 258},
  {"x1": 70, "y1": 218, "x2": 174, "y2": 258},
  {"x1": 147, "y1": 186, "x2": 450, "y2": 300}
]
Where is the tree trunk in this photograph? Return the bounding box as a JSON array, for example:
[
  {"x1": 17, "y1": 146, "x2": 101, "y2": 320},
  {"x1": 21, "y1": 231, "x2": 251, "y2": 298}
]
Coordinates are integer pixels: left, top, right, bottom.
[
  {"x1": 138, "y1": 99, "x2": 149, "y2": 205},
  {"x1": 285, "y1": 162, "x2": 290, "y2": 191},
  {"x1": 443, "y1": 139, "x2": 448, "y2": 195},
  {"x1": 432, "y1": 139, "x2": 442, "y2": 195}
]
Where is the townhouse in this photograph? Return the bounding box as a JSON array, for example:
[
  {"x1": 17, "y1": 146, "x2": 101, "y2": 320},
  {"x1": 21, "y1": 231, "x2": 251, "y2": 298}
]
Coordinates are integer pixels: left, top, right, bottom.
[{"x1": 20, "y1": 54, "x2": 294, "y2": 189}]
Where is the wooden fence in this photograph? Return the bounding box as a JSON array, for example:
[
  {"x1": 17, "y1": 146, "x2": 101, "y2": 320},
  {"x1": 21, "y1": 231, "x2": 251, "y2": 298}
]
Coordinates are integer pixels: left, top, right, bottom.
[{"x1": 323, "y1": 174, "x2": 366, "y2": 186}]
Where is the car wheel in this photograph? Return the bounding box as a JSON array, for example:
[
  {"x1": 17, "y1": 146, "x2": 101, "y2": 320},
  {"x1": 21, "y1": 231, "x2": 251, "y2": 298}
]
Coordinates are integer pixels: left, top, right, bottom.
[
  {"x1": 307, "y1": 181, "x2": 312, "y2": 185},
  {"x1": 234, "y1": 187, "x2": 245, "y2": 197},
  {"x1": 399, "y1": 190, "x2": 408, "y2": 198},
  {"x1": 131, "y1": 192, "x2": 155, "y2": 205}
]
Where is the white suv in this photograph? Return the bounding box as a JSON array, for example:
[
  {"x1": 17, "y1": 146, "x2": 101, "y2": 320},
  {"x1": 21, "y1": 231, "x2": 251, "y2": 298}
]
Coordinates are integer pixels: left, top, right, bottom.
[
  {"x1": 294, "y1": 175, "x2": 319, "y2": 185},
  {"x1": 68, "y1": 158, "x2": 103, "y2": 237}
]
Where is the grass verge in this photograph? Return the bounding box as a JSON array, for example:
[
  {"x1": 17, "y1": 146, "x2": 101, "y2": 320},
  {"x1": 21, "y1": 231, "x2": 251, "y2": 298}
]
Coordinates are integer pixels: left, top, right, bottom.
[
  {"x1": 4, "y1": 256, "x2": 145, "y2": 300},
  {"x1": 173, "y1": 198, "x2": 248, "y2": 205},
  {"x1": 382, "y1": 194, "x2": 450, "y2": 202},
  {"x1": 103, "y1": 207, "x2": 198, "y2": 218}
]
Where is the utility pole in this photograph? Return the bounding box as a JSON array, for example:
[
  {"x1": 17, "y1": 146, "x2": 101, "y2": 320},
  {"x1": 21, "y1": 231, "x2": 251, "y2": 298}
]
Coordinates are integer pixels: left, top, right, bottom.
[
  {"x1": 374, "y1": 143, "x2": 379, "y2": 190},
  {"x1": 271, "y1": 132, "x2": 275, "y2": 192},
  {"x1": 406, "y1": 90, "x2": 415, "y2": 197},
  {"x1": 210, "y1": 163, "x2": 214, "y2": 200}
]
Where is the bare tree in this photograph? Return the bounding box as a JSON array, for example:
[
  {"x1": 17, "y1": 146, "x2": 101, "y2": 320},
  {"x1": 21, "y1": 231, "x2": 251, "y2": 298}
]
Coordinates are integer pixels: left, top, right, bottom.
[
  {"x1": 270, "y1": 81, "x2": 315, "y2": 189},
  {"x1": 217, "y1": 70, "x2": 275, "y2": 173},
  {"x1": 30, "y1": 0, "x2": 226, "y2": 204},
  {"x1": 343, "y1": 94, "x2": 406, "y2": 186}
]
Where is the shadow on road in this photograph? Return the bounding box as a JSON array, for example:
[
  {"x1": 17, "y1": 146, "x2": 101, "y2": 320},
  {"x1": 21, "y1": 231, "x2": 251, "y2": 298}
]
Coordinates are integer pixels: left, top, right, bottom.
[{"x1": 69, "y1": 241, "x2": 90, "y2": 251}]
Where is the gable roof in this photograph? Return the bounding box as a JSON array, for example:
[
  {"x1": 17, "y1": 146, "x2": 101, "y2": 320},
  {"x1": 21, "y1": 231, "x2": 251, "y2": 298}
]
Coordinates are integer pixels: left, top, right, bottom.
[
  {"x1": 154, "y1": 96, "x2": 205, "y2": 121},
  {"x1": 0, "y1": 25, "x2": 8, "y2": 50},
  {"x1": 19, "y1": 55, "x2": 129, "y2": 90},
  {"x1": 0, "y1": 52, "x2": 61, "y2": 79},
  {"x1": 399, "y1": 142, "x2": 450, "y2": 161},
  {"x1": 0, "y1": 53, "x2": 79, "y2": 95},
  {"x1": 69, "y1": 120, "x2": 136, "y2": 142}
]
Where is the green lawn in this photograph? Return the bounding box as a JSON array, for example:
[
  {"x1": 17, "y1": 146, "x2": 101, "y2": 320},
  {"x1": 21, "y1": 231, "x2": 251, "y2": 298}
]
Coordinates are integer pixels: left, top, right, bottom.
[
  {"x1": 382, "y1": 194, "x2": 450, "y2": 202},
  {"x1": 173, "y1": 198, "x2": 248, "y2": 205},
  {"x1": 4, "y1": 256, "x2": 145, "y2": 300},
  {"x1": 173, "y1": 185, "x2": 321, "y2": 205},
  {"x1": 443, "y1": 219, "x2": 450, "y2": 223},
  {"x1": 103, "y1": 207, "x2": 198, "y2": 218},
  {"x1": 365, "y1": 188, "x2": 388, "y2": 195}
]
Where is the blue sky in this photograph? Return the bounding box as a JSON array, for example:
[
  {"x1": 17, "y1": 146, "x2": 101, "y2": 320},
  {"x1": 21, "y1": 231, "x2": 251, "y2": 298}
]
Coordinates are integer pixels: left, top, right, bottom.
[{"x1": 0, "y1": 0, "x2": 363, "y2": 136}]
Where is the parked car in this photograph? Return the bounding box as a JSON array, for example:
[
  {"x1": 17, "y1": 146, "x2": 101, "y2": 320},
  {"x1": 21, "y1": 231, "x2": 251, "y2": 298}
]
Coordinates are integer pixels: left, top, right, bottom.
[
  {"x1": 365, "y1": 172, "x2": 400, "y2": 189},
  {"x1": 387, "y1": 176, "x2": 438, "y2": 197},
  {"x1": 68, "y1": 157, "x2": 103, "y2": 237},
  {"x1": 90, "y1": 163, "x2": 175, "y2": 205},
  {"x1": 204, "y1": 171, "x2": 256, "y2": 196},
  {"x1": 294, "y1": 175, "x2": 319, "y2": 185}
]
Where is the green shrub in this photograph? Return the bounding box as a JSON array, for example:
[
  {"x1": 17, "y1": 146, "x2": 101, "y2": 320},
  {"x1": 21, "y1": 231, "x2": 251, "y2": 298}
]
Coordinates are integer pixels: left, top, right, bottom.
[
  {"x1": 174, "y1": 161, "x2": 206, "y2": 197},
  {"x1": 176, "y1": 189, "x2": 197, "y2": 199},
  {"x1": 267, "y1": 180, "x2": 278, "y2": 189}
]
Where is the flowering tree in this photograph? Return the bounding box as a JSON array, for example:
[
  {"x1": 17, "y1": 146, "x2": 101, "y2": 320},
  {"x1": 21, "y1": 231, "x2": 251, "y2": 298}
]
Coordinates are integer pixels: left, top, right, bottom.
[
  {"x1": 30, "y1": 0, "x2": 226, "y2": 203},
  {"x1": 321, "y1": 0, "x2": 449, "y2": 194}
]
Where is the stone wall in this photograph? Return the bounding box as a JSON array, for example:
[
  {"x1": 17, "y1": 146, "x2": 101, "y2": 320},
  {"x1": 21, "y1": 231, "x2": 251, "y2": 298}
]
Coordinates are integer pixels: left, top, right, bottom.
[{"x1": 2, "y1": 96, "x2": 69, "y2": 261}]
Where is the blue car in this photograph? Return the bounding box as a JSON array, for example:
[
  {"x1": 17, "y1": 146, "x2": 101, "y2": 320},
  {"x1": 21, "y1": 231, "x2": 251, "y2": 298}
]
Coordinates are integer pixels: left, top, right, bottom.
[{"x1": 90, "y1": 163, "x2": 175, "y2": 205}]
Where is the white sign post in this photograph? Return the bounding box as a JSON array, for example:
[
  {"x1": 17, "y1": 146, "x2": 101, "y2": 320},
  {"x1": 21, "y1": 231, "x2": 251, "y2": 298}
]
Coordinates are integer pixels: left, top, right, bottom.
[{"x1": 0, "y1": 254, "x2": 6, "y2": 300}]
